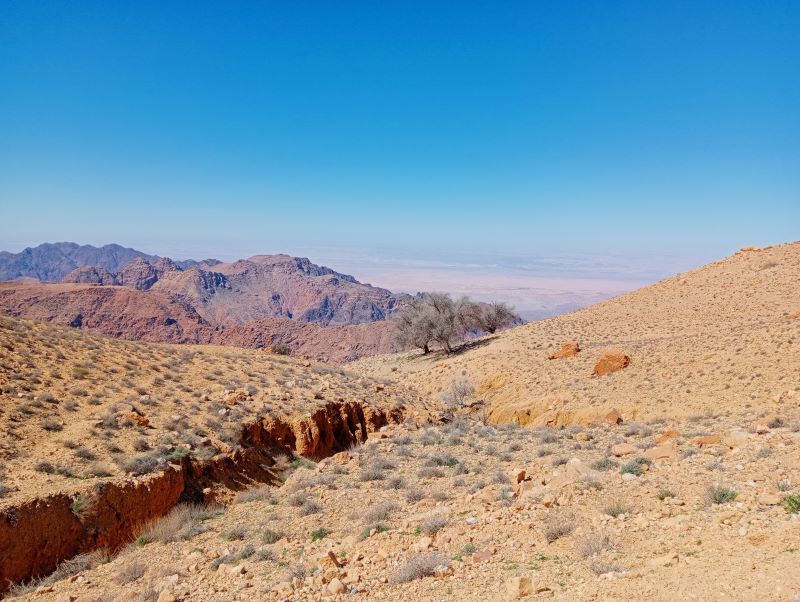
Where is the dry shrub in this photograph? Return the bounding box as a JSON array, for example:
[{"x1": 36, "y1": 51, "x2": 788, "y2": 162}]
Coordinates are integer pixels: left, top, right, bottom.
[
  {"x1": 138, "y1": 503, "x2": 223, "y2": 544},
  {"x1": 577, "y1": 531, "x2": 615, "y2": 558},
  {"x1": 233, "y1": 486, "x2": 272, "y2": 504},
  {"x1": 544, "y1": 510, "x2": 575, "y2": 542},
  {"x1": 360, "y1": 501, "x2": 398, "y2": 524},
  {"x1": 420, "y1": 513, "x2": 449, "y2": 536},
  {"x1": 115, "y1": 561, "x2": 146, "y2": 584},
  {"x1": 391, "y1": 553, "x2": 448, "y2": 583}
]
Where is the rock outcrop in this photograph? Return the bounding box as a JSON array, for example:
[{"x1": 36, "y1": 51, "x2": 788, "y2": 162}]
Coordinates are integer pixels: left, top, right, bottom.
[
  {"x1": 547, "y1": 342, "x2": 580, "y2": 359},
  {"x1": 592, "y1": 351, "x2": 630, "y2": 376},
  {"x1": 62, "y1": 265, "x2": 118, "y2": 285}
]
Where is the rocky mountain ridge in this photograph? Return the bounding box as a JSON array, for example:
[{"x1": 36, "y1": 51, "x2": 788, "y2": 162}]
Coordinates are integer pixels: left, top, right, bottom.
[
  {"x1": 0, "y1": 242, "x2": 213, "y2": 282},
  {"x1": 0, "y1": 244, "x2": 414, "y2": 362}
]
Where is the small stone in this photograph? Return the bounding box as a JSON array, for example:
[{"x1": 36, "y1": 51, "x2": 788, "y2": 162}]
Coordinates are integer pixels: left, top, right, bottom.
[
  {"x1": 506, "y1": 576, "x2": 534, "y2": 599},
  {"x1": 327, "y1": 578, "x2": 346, "y2": 595},
  {"x1": 693, "y1": 435, "x2": 721, "y2": 447},
  {"x1": 156, "y1": 590, "x2": 177, "y2": 602},
  {"x1": 758, "y1": 492, "x2": 782, "y2": 505},
  {"x1": 723, "y1": 430, "x2": 749, "y2": 448},
  {"x1": 644, "y1": 442, "x2": 677, "y2": 461},
  {"x1": 612, "y1": 443, "x2": 637, "y2": 457},
  {"x1": 473, "y1": 549, "x2": 493, "y2": 563},
  {"x1": 655, "y1": 430, "x2": 679, "y2": 444}
]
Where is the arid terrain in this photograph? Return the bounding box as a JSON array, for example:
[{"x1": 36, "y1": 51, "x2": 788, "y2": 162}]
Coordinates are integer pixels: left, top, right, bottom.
[
  {"x1": 355, "y1": 242, "x2": 800, "y2": 426},
  {"x1": 1, "y1": 242, "x2": 799, "y2": 601}
]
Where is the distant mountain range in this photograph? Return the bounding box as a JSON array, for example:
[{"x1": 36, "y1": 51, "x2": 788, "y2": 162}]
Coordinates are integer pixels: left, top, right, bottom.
[
  {"x1": 0, "y1": 242, "x2": 412, "y2": 362},
  {"x1": 0, "y1": 242, "x2": 215, "y2": 282}
]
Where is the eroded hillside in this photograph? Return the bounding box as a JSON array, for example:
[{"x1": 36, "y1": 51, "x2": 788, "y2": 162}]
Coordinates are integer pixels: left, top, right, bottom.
[{"x1": 0, "y1": 317, "x2": 432, "y2": 591}]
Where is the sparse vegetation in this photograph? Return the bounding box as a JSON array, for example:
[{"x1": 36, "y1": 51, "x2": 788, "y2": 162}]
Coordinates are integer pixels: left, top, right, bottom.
[
  {"x1": 578, "y1": 532, "x2": 615, "y2": 558},
  {"x1": 657, "y1": 488, "x2": 676, "y2": 500},
  {"x1": 620, "y1": 462, "x2": 644, "y2": 476},
  {"x1": 441, "y1": 377, "x2": 475, "y2": 408},
  {"x1": 603, "y1": 499, "x2": 630, "y2": 518},
  {"x1": 221, "y1": 525, "x2": 248, "y2": 541},
  {"x1": 591, "y1": 458, "x2": 618, "y2": 472},
  {"x1": 262, "y1": 528, "x2": 282, "y2": 544},
  {"x1": 544, "y1": 510, "x2": 575, "y2": 542},
  {"x1": 391, "y1": 553, "x2": 448, "y2": 583},
  {"x1": 137, "y1": 504, "x2": 223, "y2": 544},
  {"x1": 421, "y1": 513, "x2": 449, "y2": 536},
  {"x1": 781, "y1": 495, "x2": 800, "y2": 514},
  {"x1": 707, "y1": 486, "x2": 737, "y2": 505},
  {"x1": 71, "y1": 494, "x2": 88, "y2": 515}
]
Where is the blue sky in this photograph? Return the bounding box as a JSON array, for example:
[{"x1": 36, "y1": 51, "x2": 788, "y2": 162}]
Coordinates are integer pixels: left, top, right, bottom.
[{"x1": 1, "y1": 1, "x2": 798, "y2": 286}]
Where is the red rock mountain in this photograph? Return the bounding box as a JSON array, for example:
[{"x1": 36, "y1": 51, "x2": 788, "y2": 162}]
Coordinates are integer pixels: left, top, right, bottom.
[
  {"x1": 62, "y1": 253, "x2": 407, "y2": 326},
  {"x1": 0, "y1": 281, "x2": 394, "y2": 363},
  {"x1": 0, "y1": 247, "x2": 411, "y2": 362}
]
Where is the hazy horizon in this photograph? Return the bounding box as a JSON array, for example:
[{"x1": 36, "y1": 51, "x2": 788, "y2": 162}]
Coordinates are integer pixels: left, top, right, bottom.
[{"x1": 0, "y1": 236, "x2": 745, "y2": 318}]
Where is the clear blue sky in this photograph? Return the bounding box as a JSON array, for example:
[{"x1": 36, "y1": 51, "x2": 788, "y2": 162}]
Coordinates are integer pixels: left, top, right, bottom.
[{"x1": 1, "y1": 1, "x2": 798, "y2": 266}]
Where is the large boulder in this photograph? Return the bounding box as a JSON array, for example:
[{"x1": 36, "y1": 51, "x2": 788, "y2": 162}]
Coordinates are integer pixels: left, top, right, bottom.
[
  {"x1": 548, "y1": 342, "x2": 580, "y2": 360},
  {"x1": 592, "y1": 351, "x2": 630, "y2": 376}
]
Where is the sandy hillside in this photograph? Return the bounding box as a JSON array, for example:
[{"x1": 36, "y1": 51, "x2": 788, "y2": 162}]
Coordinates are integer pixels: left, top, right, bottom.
[
  {"x1": 0, "y1": 317, "x2": 429, "y2": 509},
  {"x1": 354, "y1": 243, "x2": 800, "y2": 426}
]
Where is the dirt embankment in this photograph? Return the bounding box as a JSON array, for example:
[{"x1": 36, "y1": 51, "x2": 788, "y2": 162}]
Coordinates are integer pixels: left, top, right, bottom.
[{"x1": 0, "y1": 401, "x2": 403, "y2": 593}]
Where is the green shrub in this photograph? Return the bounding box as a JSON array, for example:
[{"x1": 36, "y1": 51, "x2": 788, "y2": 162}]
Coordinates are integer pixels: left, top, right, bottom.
[
  {"x1": 707, "y1": 486, "x2": 737, "y2": 504},
  {"x1": 71, "y1": 495, "x2": 88, "y2": 515},
  {"x1": 620, "y1": 462, "x2": 643, "y2": 476},
  {"x1": 781, "y1": 495, "x2": 800, "y2": 514},
  {"x1": 262, "y1": 529, "x2": 282, "y2": 544}
]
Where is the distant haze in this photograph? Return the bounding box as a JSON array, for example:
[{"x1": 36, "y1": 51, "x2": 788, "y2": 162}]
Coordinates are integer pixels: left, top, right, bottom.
[
  {"x1": 0, "y1": 240, "x2": 699, "y2": 320},
  {"x1": 299, "y1": 249, "x2": 687, "y2": 320}
]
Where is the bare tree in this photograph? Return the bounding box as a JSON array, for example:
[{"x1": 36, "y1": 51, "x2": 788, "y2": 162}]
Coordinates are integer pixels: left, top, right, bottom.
[
  {"x1": 440, "y1": 377, "x2": 475, "y2": 408},
  {"x1": 427, "y1": 293, "x2": 465, "y2": 354},
  {"x1": 393, "y1": 297, "x2": 435, "y2": 354},
  {"x1": 394, "y1": 294, "x2": 518, "y2": 354},
  {"x1": 471, "y1": 301, "x2": 518, "y2": 334},
  {"x1": 393, "y1": 293, "x2": 465, "y2": 354}
]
